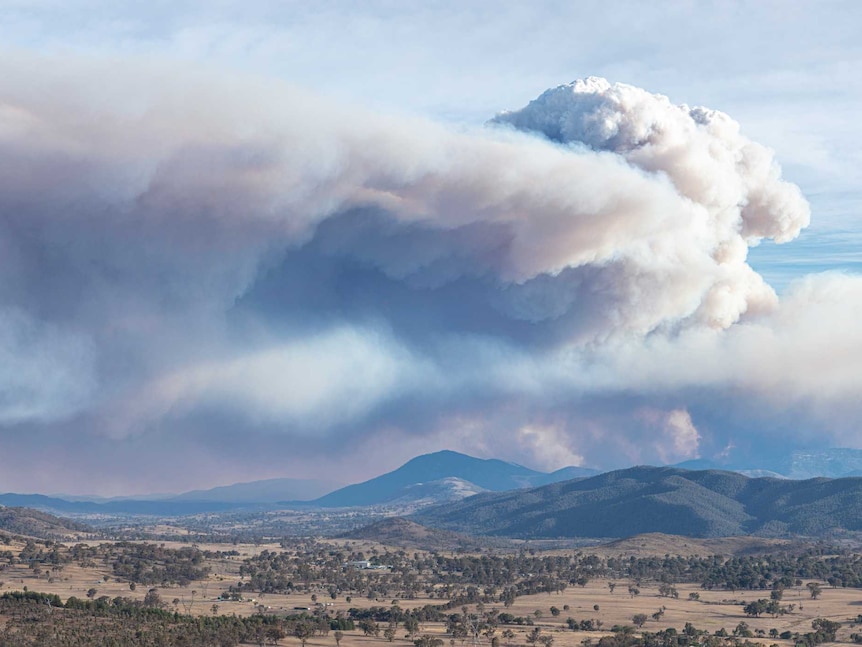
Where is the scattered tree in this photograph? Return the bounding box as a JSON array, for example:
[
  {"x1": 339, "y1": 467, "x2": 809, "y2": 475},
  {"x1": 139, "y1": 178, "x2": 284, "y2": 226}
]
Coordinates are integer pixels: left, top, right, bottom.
[
  {"x1": 294, "y1": 621, "x2": 314, "y2": 647},
  {"x1": 537, "y1": 636, "x2": 554, "y2": 647},
  {"x1": 415, "y1": 637, "x2": 443, "y2": 647},
  {"x1": 808, "y1": 582, "x2": 823, "y2": 599}
]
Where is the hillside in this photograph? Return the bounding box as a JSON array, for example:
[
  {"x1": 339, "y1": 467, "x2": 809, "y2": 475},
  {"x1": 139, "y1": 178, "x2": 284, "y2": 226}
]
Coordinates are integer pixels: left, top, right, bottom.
[
  {"x1": 0, "y1": 506, "x2": 92, "y2": 540},
  {"x1": 339, "y1": 517, "x2": 496, "y2": 550},
  {"x1": 309, "y1": 450, "x2": 596, "y2": 507},
  {"x1": 383, "y1": 477, "x2": 488, "y2": 506},
  {"x1": 594, "y1": 533, "x2": 794, "y2": 557},
  {"x1": 412, "y1": 466, "x2": 862, "y2": 539}
]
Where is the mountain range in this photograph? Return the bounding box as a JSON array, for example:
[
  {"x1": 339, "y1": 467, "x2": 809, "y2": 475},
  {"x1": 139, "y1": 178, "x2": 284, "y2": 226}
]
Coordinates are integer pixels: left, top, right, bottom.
[
  {"x1": 675, "y1": 448, "x2": 862, "y2": 480},
  {"x1": 5, "y1": 448, "x2": 862, "y2": 525},
  {"x1": 412, "y1": 465, "x2": 862, "y2": 539},
  {"x1": 0, "y1": 451, "x2": 593, "y2": 516},
  {"x1": 0, "y1": 477, "x2": 340, "y2": 516},
  {"x1": 169, "y1": 477, "x2": 339, "y2": 503}
]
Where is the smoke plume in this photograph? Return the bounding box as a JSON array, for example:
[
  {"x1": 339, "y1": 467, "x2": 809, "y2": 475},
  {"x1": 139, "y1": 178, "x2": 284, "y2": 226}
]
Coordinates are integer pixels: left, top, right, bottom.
[{"x1": 0, "y1": 57, "x2": 857, "y2": 492}]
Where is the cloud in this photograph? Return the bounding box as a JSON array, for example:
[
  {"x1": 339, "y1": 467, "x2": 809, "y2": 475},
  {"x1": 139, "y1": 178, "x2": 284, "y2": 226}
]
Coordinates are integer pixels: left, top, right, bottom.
[
  {"x1": 0, "y1": 307, "x2": 95, "y2": 423},
  {"x1": 492, "y1": 77, "x2": 810, "y2": 326},
  {"x1": 516, "y1": 423, "x2": 586, "y2": 471},
  {"x1": 0, "y1": 54, "x2": 858, "y2": 492},
  {"x1": 570, "y1": 271, "x2": 862, "y2": 407},
  {"x1": 637, "y1": 408, "x2": 701, "y2": 463},
  {"x1": 109, "y1": 326, "x2": 434, "y2": 436}
]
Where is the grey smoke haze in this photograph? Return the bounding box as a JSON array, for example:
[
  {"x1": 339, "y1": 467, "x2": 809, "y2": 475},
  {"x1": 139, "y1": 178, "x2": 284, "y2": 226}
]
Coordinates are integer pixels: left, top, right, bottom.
[{"x1": 0, "y1": 56, "x2": 858, "y2": 494}]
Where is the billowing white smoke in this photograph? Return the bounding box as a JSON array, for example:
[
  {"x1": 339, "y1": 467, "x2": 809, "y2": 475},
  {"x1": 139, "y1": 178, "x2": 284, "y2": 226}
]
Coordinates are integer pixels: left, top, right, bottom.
[
  {"x1": 492, "y1": 77, "x2": 810, "y2": 328},
  {"x1": 493, "y1": 77, "x2": 807, "y2": 243},
  {"x1": 1, "y1": 57, "x2": 855, "y2": 490},
  {"x1": 0, "y1": 63, "x2": 809, "y2": 347}
]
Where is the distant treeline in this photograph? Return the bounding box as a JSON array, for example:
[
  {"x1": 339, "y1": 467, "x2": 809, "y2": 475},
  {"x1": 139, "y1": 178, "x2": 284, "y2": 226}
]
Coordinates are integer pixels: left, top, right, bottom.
[
  {"x1": 0, "y1": 591, "x2": 325, "y2": 647},
  {"x1": 239, "y1": 541, "x2": 862, "y2": 602},
  {"x1": 0, "y1": 589, "x2": 845, "y2": 647}
]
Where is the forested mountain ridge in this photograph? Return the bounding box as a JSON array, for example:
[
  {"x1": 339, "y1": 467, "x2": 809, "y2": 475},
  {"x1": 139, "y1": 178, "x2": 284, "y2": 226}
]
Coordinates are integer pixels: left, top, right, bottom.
[{"x1": 412, "y1": 466, "x2": 862, "y2": 539}]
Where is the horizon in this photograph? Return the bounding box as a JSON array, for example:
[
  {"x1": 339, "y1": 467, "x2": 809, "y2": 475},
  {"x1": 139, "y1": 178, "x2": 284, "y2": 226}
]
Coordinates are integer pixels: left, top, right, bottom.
[
  {"x1": 1, "y1": 2, "x2": 861, "y2": 496},
  {"x1": 6, "y1": 446, "x2": 862, "y2": 500}
]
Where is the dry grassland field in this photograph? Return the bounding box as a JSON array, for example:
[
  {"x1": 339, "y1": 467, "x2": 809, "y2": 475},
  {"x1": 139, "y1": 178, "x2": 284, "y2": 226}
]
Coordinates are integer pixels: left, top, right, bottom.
[
  {"x1": 490, "y1": 580, "x2": 860, "y2": 642},
  {"x1": 3, "y1": 529, "x2": 862, "y2": 646}
]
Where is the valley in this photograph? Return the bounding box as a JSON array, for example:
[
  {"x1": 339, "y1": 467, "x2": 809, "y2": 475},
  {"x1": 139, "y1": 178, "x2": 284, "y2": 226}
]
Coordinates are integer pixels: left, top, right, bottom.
[
  {"x1": 2, "y1": 524, "x2": 862, "y2": 646},
  {"x1": 6, "y1": 451, "x2": 862, "y2": 645}
]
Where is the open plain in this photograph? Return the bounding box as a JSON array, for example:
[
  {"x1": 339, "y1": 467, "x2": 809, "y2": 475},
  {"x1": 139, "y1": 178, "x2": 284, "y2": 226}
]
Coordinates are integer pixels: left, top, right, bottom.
[{"x1": 3, "y1": 525, "x2": 862, "y2": 646}]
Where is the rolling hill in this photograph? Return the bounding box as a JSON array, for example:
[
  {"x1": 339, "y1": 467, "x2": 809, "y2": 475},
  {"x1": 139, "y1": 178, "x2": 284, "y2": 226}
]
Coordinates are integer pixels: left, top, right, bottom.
[
  {"x1": 412, "y1": 466, "x2": 862, "y2": 539},
  {"x1": 339, "y1": 517, "x2": 500, "y2": 551},
  {"x1": 0, "y1": 506, "x2": 93, "y2": 540},
  {"x1": 595, "y1": 533, "x2": 794, "y2": 557},
  {"x1": 308, "y1": 450, "x2": 597, "y2": 507}
]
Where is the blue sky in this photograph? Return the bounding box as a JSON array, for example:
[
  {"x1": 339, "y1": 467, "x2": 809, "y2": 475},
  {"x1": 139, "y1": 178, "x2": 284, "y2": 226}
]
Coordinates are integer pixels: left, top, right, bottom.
[{"x1": 0, "y1": 1, "x2": 860, "y2": 494}]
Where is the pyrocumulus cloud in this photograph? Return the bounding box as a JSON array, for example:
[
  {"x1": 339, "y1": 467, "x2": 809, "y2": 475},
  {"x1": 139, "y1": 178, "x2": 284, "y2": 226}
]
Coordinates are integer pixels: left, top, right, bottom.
[{"x1": 0, "y1": 56, "x2": 857, "y2": 493}]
